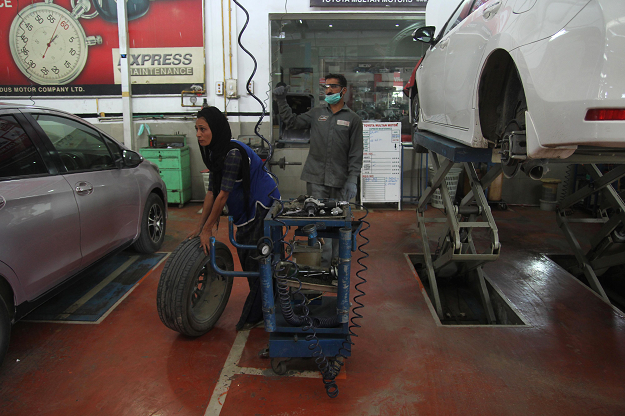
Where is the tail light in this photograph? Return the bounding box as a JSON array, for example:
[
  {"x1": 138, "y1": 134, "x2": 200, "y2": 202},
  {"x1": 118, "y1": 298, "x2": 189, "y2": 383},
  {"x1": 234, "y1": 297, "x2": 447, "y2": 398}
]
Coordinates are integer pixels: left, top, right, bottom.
[{"x1": 585, "y1": 109, "x2": 625, "y2": 121}]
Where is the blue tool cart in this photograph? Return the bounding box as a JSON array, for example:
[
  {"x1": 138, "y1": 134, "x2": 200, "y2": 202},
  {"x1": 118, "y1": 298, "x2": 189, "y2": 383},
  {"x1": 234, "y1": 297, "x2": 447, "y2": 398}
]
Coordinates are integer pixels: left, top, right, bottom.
[{"x1": 209, "y1": 198, "x2": 362, "y2": 383}]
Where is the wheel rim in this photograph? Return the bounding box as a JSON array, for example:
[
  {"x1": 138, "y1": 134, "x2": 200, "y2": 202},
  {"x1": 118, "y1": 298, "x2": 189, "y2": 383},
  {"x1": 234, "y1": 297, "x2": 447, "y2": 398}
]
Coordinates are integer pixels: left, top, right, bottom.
[
  {"x1": 147, "y1": 203, "x2": 164, "y2": 243},
  {"x1": 189, "y1": 257, "x2": 229, "y2": 324}
]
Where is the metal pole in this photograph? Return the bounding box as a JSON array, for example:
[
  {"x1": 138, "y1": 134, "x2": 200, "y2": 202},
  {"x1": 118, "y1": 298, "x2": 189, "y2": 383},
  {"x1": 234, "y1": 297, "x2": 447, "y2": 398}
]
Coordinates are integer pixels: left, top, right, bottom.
[{"x1": 116, "y1": 0, "x2": 134, "y2": 149}]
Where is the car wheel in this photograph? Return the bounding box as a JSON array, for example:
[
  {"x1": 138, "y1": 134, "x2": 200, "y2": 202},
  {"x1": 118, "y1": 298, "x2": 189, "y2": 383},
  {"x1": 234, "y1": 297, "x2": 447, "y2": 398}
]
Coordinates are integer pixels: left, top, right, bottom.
[
  {"x1": 411, "y1": 92, "x2": 427, "y2": 153},
  {"x1": 133, "y1": 193, "x2": 166, "y2": 253},
  {"x1": 0, "y1": 295, "x2": 10, "y2": 367},
  {"x1": 156, "y1": 237, "x2": 234, "y2": 336}
]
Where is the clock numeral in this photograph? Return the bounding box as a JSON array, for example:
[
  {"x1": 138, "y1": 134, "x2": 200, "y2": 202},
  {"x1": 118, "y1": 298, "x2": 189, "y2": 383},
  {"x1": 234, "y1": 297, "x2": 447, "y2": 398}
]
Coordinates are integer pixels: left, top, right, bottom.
[
  {"x1": 25, "y1": 23, "x2": 33, "y2": 31},
  {"x1": 20, "y1": 34, "x2": 28, "y2": 43},
  {"x1": 69, "y1": 48, "x2": 77, "y2": 56},
  {"x1": 64, "y1": 61, "x2": 71, "y2": 68},
  {"x1": 47, "y1": 14, "x2": 56, "y2": 24},
  {"x1": 41, "y1": 67, "x2": 49, "y2": 76},
  {"x1": 69, "y1": 36, "x2": 74, "y2": 43},
  {"x1": 35, "y1": 14, "x2": 43, "y2": 24},
  {"x1": 52, "y1": 66, "x2": 60, "y2": 74},
  {"x1": 27, "y1": 60, "x2": 36, "y2": 69},
  {"x1": 60, "y1": 21, "x2": 69, "y2": 30},
  {"x1": 21, "y1": 47, "x2": 29, "y2": 56}
]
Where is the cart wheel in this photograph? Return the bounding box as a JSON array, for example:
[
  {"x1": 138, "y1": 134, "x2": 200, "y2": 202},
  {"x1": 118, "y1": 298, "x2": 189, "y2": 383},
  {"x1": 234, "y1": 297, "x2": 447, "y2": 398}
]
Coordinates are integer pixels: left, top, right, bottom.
[
  {"x1": 258, "y1": 347, "x2": 270, "y2": 359},
  {"x1": 271, "y1": 358, "x2": 288, "y2": 375},
  {"x1": 498, "y1": 202, "x2": 508, "y2": 211}
]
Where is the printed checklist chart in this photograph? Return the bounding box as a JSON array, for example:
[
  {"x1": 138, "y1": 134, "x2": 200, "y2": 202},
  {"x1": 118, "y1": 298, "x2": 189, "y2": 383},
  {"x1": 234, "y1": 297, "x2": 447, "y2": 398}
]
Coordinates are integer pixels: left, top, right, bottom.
[{"x1": 360, "y1": 122, "x2": 401, "y2": 207}]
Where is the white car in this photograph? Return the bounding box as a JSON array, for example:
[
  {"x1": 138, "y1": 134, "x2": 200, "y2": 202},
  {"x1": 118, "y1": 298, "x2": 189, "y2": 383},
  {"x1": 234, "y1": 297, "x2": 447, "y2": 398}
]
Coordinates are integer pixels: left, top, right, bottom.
[{"x1": 407, "y1": 0, "x2": 625, "y2": 177}]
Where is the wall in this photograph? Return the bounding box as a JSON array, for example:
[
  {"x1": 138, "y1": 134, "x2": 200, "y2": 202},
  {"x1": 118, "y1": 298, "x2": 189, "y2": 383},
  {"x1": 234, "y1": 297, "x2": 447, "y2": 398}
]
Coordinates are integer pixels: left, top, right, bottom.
[
  {"x1": 2, "y1": 0, "x2": 426, "y2": 201},
  {"x1": 2, "y1": 0, "x2": 568, "y2": 206}
]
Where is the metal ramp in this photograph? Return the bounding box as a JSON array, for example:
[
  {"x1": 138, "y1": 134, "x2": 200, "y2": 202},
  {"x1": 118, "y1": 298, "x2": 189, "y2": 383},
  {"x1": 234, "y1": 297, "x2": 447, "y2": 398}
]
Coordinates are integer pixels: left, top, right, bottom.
[
  {"x1": 556, "y1": 164, "x2": 625, "y2": 304},
  {"x1": 414, "y1": 131, "x2": 501, "y2": 323}
]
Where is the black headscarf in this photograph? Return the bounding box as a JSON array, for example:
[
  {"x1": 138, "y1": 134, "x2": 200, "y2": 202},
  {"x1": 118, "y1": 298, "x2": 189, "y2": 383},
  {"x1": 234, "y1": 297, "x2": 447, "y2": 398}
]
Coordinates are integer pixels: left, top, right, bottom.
[{"x1": 197, "y1": 107, "x2": 251, "y2": 210}]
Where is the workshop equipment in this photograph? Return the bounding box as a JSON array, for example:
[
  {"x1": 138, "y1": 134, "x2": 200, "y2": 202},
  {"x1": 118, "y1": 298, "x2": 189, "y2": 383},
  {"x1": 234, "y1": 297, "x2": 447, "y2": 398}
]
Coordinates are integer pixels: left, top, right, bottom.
[
  {"x1": 556, "y1": 164, "x2": 625, "y2": 304},
  {"x1": 209, "y1": 198, "x2": 364, "y2": 397},
  {"x1": 140, "y1": 134, "x2": 191, "y2": 207},
  {"x1": 413, "y1": 130, "x2": 501, "y2": 323}
]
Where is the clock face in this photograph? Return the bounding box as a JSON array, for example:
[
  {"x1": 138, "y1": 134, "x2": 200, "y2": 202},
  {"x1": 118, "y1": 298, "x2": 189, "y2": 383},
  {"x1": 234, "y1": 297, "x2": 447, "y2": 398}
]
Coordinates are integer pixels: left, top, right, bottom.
[{"x1": 9, "y1": 3, "x2": 88, "y2": 85}]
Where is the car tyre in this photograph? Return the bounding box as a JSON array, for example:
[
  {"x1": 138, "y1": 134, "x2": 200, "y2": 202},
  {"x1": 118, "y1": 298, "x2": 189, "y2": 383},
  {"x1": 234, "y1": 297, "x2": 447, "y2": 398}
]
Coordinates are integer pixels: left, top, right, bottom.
[
  {"x1": 0, "y1": 295, "x2": 10, "y2": 367},
  {"x1": 133, "y1": 193, "x2": 166, "y2": 253},
  {"x1": 157, "y1": 237, "x2": 234, "y2": 336}
]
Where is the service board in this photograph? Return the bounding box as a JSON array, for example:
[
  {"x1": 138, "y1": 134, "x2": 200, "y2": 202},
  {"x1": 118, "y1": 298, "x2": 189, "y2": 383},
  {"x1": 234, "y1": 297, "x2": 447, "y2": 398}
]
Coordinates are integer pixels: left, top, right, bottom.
[{"x1": 360, "y1": 122, "x2": 401, "y2": 207}]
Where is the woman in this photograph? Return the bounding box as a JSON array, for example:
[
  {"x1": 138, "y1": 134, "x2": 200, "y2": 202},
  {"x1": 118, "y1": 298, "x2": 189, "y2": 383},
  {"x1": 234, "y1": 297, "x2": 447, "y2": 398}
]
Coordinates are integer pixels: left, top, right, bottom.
[{"x1": 189, "y1": 106, "x2": 280, "y2": 331}]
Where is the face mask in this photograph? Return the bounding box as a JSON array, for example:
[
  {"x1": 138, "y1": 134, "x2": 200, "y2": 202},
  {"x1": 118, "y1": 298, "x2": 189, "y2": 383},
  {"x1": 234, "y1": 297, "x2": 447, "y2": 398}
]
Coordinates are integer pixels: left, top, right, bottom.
[{"x1": 325, "y1": 91, "x2": 342, "y2": 105}]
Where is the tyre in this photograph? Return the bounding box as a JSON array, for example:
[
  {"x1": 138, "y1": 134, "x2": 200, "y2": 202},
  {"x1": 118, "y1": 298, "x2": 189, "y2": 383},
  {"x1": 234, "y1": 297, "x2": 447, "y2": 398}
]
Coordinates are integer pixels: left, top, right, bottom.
[
  {"x1": 133, "y1": 193, "x2": 166, "y2": 253},
  {"x1": 157, "y1": 237, "x2": 234, "y2": 336},
  {"x1": 0, "y1": 295, "x2": 10, "y2": 368}
]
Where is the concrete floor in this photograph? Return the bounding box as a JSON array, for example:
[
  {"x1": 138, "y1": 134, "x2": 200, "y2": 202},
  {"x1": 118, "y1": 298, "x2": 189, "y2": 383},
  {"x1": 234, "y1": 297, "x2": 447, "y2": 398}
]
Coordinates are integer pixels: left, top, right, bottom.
[{"x1": 0, "y1": 203, "x2": 624, "y2": 415}]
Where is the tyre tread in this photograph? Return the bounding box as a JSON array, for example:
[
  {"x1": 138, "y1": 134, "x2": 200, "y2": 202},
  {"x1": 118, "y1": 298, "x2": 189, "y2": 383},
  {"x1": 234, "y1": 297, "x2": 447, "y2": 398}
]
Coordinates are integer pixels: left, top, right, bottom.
[{"x1": 156, "y1": 238, "x2": 233, "y2": 336}]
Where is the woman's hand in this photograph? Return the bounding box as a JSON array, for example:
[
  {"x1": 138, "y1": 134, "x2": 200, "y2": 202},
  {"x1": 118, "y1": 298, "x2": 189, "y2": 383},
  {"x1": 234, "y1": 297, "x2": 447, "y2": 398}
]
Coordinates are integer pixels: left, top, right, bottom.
[
  {"x1": 186, "y1": 224, "x2": 203, "y2": 240},
  {"x1": 199, "y1": 228, "x2": 213, "y2": 255}
]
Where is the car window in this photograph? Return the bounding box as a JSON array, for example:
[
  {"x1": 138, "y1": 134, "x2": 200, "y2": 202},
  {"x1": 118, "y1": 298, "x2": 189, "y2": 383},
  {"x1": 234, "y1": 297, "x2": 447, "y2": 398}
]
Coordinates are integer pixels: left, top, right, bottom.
[
  {"x1": 0, "y1": 115, "x2": 48, "y2": 179},
  {"x1": 31, "y1": 114, "x2": 116, "y2": 172},
  {"x1": 103, "y1": 136, "x2": 123, "y2": 162},
  {"x1": 442, "y1": 0, "x2": 477, "y2": 38}
]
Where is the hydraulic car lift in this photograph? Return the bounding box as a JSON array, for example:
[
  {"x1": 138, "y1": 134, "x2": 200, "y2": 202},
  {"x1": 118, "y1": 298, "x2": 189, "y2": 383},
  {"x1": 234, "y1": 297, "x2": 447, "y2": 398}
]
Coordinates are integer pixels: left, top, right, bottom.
[
  {"x1": 414, "y1": 129, "x2": 625, "y2": 314},
  {"x1": 555, "y1": 164, "x2": 625, "y2": 304},
  {"x1": 413, "y1": 131, "x2": 501, "y2": 323}
]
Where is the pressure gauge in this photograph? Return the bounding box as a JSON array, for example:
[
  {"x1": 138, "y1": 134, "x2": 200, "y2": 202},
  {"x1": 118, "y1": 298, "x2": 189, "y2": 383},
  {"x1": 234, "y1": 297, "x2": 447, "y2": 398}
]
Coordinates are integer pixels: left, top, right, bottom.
[{"x1": 9, "y1": 0, "x2": 102, "y2": 85}]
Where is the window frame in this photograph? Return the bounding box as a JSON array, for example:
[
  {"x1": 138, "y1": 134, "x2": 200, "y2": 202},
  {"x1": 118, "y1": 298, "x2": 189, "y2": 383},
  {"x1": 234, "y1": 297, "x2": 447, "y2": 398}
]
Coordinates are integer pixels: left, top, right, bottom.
[
  {"x1": 437, "y1": 0, "x2": 478, "y2": 41},
  {"x1": 0, "y1": 111, "x2": 58, "y2": 181}
]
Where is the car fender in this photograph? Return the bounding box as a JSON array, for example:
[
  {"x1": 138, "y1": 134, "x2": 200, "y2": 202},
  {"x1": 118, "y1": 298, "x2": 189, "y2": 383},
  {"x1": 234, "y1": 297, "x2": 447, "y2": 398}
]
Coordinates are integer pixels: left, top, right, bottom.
[
  {"x1": 130, "y1": 164, "x2": 167, "y2": 242},
  {"x1": 507, "y1": 0, "x2": 591, "y2": 47},
  {"x1": 0, "y1": 261, "x2": 25, "y2": 309}
]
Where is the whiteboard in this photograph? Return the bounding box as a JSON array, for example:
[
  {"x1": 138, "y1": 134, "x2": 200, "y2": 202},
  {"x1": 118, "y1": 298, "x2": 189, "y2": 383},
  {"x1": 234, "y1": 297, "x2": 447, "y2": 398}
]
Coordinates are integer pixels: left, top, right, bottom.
[{"x1": 360, "y1": 122, "x2": 402, "y2": 205}]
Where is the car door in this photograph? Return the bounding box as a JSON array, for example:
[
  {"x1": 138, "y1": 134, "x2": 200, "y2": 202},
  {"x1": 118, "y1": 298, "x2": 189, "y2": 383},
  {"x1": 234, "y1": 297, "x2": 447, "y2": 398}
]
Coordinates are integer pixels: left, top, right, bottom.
[
  {"x1": 0, "y1": 112, "x2": 82, "y2": 300},
  {"x1": 418, "y1": 0, "x2": 473, "y2": 126},
  {"x1": 443, "y1": 0, "x2": 502, "y2": 130},
  {"x1": 26, "y1": 112, "x2": 141, "y2": 267},
  {"x1": 417, "y1": 31, "x2": 450, "y2": 125}
]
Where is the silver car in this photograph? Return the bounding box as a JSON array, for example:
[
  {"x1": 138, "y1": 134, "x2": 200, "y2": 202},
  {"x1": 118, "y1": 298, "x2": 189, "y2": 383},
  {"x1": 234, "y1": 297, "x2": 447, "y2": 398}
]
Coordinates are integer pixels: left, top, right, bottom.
[{"x1": 0, "y1": 103, "x2": 167, "y2": 365}]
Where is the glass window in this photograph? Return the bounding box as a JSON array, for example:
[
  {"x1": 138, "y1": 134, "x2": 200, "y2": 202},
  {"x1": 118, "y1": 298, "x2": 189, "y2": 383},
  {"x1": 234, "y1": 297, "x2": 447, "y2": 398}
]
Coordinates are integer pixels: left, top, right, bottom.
[
  {"x1": 442, "y1": 0, "x2": 475, "y2": 38},
  {"x1": 103, "y1": 136, "x2": 123, "y2": 162},
  {"x1": 32, "y1": 114, "x2": 116, "y2": 172},
  {"x1": 271, "y1": 16, "x2": 426, "y2": 133},
  {"x1": 0, "y1": 115, "x2": 48, "y2": 179}
]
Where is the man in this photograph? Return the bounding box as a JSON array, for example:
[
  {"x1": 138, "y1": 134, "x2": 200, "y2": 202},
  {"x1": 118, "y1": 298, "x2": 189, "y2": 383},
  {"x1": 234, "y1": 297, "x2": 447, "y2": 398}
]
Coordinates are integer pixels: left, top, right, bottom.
[
  {"x1": 274, "y1": 73, "x2": 363, "y2": 202},
  {"x1": 274, "y1": 74, "x2": 363, "y2": 266}
]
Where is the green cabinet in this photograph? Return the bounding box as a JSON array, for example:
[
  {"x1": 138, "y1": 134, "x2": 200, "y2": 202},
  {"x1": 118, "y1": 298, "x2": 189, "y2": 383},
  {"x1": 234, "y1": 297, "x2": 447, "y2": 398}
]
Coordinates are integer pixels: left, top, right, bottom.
[{"x1": 140, "y1": 146, "x2": 191, "y2": 207}]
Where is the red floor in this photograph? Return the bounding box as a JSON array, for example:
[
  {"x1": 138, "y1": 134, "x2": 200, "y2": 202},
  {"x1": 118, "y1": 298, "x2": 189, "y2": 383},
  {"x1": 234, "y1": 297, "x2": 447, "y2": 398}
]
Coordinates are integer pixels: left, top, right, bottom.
[{"x1": 1, "y1": 204, "x2": 624, "y2": 415}]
